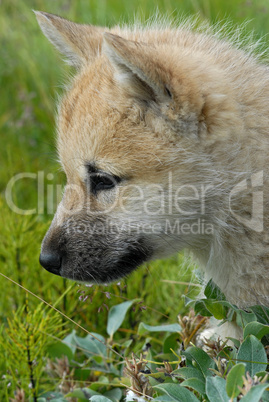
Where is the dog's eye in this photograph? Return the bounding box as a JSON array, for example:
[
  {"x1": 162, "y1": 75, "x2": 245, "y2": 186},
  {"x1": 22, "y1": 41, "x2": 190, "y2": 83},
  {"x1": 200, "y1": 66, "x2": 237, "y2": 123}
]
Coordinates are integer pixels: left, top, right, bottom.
[{"x1": 90, "y1": 173, "x2": 120, "y2": 194}]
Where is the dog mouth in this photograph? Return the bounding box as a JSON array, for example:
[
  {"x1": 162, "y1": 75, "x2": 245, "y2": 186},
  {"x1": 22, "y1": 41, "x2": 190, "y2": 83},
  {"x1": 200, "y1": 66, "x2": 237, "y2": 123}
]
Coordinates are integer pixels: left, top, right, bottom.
[
  {"x1": 39, "y1": 238, "x2": 152, "y2": 283},
  {"x1": 92, "y1": 244, "x2": 152, "y2": 283}
]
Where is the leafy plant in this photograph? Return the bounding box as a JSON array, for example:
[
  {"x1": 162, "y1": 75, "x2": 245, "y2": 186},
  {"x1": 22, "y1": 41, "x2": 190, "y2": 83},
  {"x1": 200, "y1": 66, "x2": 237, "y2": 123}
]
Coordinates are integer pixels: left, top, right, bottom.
[
  {"x1": 0, "y1": 300, "x2": 64, "y2": 400},
  {"x1": 9, "y1": 282, "x2": 266, "y2": 401}
]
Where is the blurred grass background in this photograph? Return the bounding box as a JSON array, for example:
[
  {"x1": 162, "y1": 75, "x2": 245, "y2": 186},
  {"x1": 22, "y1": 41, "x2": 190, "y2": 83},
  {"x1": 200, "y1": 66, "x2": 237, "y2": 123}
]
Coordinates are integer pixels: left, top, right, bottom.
[{"x1": 1, "y1": 0, "x2": 269, "y2": 345}]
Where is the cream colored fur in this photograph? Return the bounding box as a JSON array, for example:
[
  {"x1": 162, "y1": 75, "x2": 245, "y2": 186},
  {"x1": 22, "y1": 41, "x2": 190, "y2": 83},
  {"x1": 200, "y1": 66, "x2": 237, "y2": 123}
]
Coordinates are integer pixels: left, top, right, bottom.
[{"x1": 35, "y1": 11, "x2": 269, "y2": 309}]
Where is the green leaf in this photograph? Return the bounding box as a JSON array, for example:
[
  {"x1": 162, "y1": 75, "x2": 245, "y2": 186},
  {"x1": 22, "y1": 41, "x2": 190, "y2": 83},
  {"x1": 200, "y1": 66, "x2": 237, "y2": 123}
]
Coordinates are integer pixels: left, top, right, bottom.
[
  {"x1": 181, "y1": 377, "x2": 205, "y2": 394},
  {"x1": 147, "y1": 372, "x2": 174, "y2": 386},
  {"x1": 183, "y1": 296, "x2": 195, "y2": 306},
  {"x1": 38, "y1": 392, "x2": 65, "y2": 401},
  {"x1": 249, "y1": 305, "x2": 269, "y2": 343},
  {"x1": 261, "y1": 390, "x2": 269, "y2": 402},
  {"x1": 243, "y1": 322, "x2": 269, "y2": 340},
  {"x1": 226, "y1": 337, "x2": 241, "y2": 348},
  {"x1": 107, "y1": 300, "x2": 137, "y2": 338},
  {"x1": 137, "y1": 322, "x2": 181, "y2": 336},
  {"x1": 111, "y1": 377, "x2": 131, "y2": 387},
  {"x1": 90, "y1": 396, "x2": 113, "y2": 402},
  {"x1": 155, "y1": 352, "x2": 179, "y2": 363},
  {"x1": 237, "y1": 335, "x2": 267, "y2": 376},
  {"x1": 240, "y1": 383, "x2": 269, "y2": 402},
  {"x1": 255, "y1": 371, "x2": 269, "y2": 380},
  {"x1": 153, "y1": 383, "x2": 200, "y2": 401},
  {"x1": 46, "y1": 341, "x2": 73, "y2": 361},
  {"x1": 154, "y1": 396, "x2": 175, "y2": 402},
  {"x1": 226, "y1": 363, "x2": 245, "y2": 398},
  {"x1": 66, "y1": 388, "x2": 100, "y2": 400},
  {"x1": 74, "y1": 368, "x2": 92, "y2": 381},
  {"x1": 204, "y1": 279, "x2": 226, "y2": 300},
  {"x1": 217, "y1": 346, "x2": 237, "y2": 360},
  {"x1": 195, "y1": 298, "x2": 235, "y2": 318},
  {"x1": 235, "y1": 309, "x2": 257, "y2": 328},
  {"x1": 194, "y1": 300, "x2": 213, "y2": 317},
  {"x1": 94, "y1": 375, "x2": 109, "y2": 384},
  {"x1": 63, "y1": 330, "x2": 77, "y2": 354},
  {"x1": 226, "y1": 305, "x2": 238, "y2": 321},
  {"x1": 172, "y1": 367, "x2": 205, "y2": 382},
  {"x1": 103, "y1": 388, "x2": 122, "y2": 402},
  {"x1": 146, "y1": 347, "x2": 158, "y2": 372},
  {"x1": 90, "y1": 379, "x2": 127, "y2": 392},
  {"x1": 249, "y1": 305, "x2": 269, "y2": 325},
  {"x1": 204, "y1": 300, "x2": 227, "y2": 319},
  {"x1": 121, "y1": 339, "x2": 133, "y2": 348},
  {"x1": 74, "y1": 333, "x2": 107, "y2": 361},
  {"x1": 206, "y1": 377, "x2": 229, "y2": 402},
  {"x1": 182, "y1": 346, "x2": 216, "y2": 378},
  {"x1": 163, "y1": 332, "x2": 180, "y2": 354}
]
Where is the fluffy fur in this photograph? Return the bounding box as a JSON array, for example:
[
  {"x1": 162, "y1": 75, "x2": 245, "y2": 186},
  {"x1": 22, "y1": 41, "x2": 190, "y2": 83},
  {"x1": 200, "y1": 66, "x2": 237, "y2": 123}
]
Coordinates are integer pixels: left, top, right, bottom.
[{"x1": 35, "y1": 11, "x2": 269, "y2": 307}]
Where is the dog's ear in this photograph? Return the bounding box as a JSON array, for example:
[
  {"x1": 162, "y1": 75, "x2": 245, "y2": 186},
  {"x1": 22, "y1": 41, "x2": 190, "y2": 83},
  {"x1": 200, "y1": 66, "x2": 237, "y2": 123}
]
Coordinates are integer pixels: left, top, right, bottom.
[
  {"x1": 34, "y1": 11, "x2": 103, "y2": 68},
  {"x1": 103, "y1": 33, "x2": 172, "y2": 104}
]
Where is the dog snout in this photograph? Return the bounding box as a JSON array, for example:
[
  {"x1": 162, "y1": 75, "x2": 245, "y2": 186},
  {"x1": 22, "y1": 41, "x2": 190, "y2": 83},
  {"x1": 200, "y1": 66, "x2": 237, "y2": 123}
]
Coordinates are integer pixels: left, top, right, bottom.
[{"x1": 39, "y1": 250, "x2": 62, "y2": 276}]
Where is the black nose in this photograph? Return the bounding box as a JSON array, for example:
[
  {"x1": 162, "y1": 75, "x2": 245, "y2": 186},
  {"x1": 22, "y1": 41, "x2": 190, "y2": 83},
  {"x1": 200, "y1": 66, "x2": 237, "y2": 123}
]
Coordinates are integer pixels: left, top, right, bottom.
[{"x1": 39, "y1": 252, "x2": 62, "y2": 276}]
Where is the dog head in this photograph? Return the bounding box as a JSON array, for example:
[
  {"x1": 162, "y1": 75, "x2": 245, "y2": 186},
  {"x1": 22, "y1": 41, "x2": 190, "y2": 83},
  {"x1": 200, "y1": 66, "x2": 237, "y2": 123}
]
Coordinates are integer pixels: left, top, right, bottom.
[{"x1": 35, "y1": 12, "x2": 241, "y2": 283}]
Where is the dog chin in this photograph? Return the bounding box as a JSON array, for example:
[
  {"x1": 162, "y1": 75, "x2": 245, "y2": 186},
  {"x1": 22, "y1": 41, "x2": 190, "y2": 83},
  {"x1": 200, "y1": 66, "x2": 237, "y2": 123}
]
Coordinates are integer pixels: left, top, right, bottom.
[{"x1": 60, "y1": 245, "x2": 153, "y2": 284}]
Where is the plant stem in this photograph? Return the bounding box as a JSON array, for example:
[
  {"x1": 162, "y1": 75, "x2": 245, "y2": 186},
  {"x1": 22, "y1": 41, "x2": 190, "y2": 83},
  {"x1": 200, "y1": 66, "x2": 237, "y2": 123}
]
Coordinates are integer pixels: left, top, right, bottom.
[{"x1": 25, "y1": 300, "x2": 37, "y2": 402}]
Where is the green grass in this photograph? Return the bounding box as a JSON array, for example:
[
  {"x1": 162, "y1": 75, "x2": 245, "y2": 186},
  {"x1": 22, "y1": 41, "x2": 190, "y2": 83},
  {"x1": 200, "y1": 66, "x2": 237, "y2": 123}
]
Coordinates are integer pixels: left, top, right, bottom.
[{"x1": 1, "y1": 0, "x2": 269, "y2": 398}]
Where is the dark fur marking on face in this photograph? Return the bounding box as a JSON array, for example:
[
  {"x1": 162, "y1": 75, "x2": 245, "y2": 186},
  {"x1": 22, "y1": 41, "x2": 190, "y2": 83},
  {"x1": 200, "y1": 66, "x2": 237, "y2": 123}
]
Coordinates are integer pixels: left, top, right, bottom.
[
  {"x1": 86, "y1": 163, "x2": 122, "y2": 195},
  {"x1": 86, "y1": 163, "x2": 98, "y2": 174},
  {"x1": 165, "y1": 85, "x2": 172, "y2": 98},
  {"x1": 40, "y1": 214, "x2": 153, "y2": 283}
]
